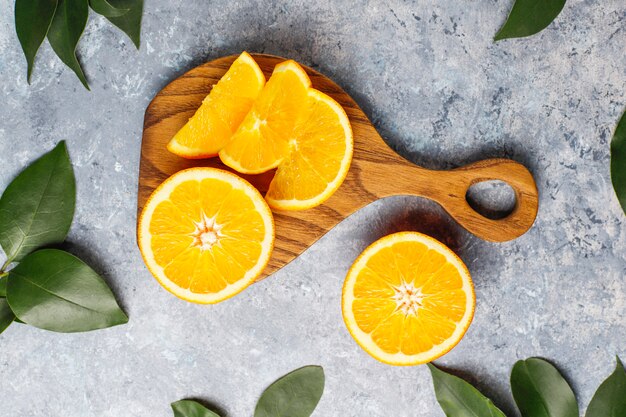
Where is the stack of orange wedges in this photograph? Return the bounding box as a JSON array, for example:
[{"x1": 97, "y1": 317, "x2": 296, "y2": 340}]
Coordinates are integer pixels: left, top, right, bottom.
[
  {"x1": 168, "y1": 52, "x2": 354, "y2": 211},
  {"x1": 139, "y1": 52, "x2": 353, "y2": 304}
]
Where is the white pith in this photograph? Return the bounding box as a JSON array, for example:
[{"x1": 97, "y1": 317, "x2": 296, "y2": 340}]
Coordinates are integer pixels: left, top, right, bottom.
[
  {"x1": 190, "y1": 212, "x2": 223, "y2": 251},
  {"x1": 393, "y1": 282, "x2": 424, "y2": 316}
]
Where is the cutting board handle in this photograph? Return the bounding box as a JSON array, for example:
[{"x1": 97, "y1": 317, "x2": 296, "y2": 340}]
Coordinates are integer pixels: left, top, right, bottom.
[
  {"x1": 424, "y1": 158, "x2": 539, "y2": 242},
  {"x1": 359, "y1": 133, "x2": 538, "y2": 242}
]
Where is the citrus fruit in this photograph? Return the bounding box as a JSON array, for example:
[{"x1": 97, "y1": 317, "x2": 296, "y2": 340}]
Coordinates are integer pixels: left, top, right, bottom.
[
  {"x1": 265, "y1": 89, "x2": 353, "y2": 210},
  {"x1": 219, "y1": 61, "x2": 353, "y2": 210},
  {"x1": 138, "y1": 167, "x2": 274, "y2": 304},
  {"x1": 342, "y1": 232, "x2": 475, "y2": 365},
  {"x1": 219, "y1": 60, "x2": 312, "y2": 174},
  {"x1": 167, "y1": 52, "x2": 265, "y2": 159}
]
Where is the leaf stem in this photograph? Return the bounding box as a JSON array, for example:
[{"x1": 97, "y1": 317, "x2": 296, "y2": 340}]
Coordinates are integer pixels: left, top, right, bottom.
[
  {"x1": 0, "y1": 260, "x2": 10, "y2": 277},
  {"x1": 0, "y1": 259, "x2": 10, "y2": 278}
]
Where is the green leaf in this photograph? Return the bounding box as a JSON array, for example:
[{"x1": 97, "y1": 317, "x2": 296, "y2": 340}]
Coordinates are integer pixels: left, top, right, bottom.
[
  {"x1": 585, "y1": 357, "x2": 626, "y2": 417},
  {"x1": 611, "y1": 110, "x2": 626, "y2": 215},
  {"x1": 0, "y1": 141, "x2": 75, "y2": 264},
  {"x1": 101, "y1": 0, "x2": 143, "y2": 49},
  {"x1": 0, "y1": 298, "x2": 15, "y2": 334},
  {"x1": 89, "y1": 0, "x2": 129, "y2": 18},
  {"x1": 427, "y1": 363, "x2": 507, "y2": 417},
  {"x1": 171, "y1": 400, "x2": 220, "y2": 417},
  {"x1": 6, "y1": 249, "x2": 128, "y2": 333},
  {"x1": 510, "y1": 358, "x2": 578, "y2": 417},
  {"x1": 0, "y1": 277, "x2": 6, "y2": 297},
  {"x1": 254, "y1": 366, "x2": 325, "y2": 417},
  {"x1": 15, "y1": 0, "x2": 58, "y2": 82},
  {"x1": 494, "y1": 0, "x2": 566, "y2": 41},
  {"x1": 47, "y1": 0, "x2": 90, "y2": 89}
]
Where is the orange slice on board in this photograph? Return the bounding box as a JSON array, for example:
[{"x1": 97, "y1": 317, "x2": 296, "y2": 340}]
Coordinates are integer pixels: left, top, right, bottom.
[
  {"x1": 219, "y1": 60, "x2": 353, "y2": 210},
  {"x1": 219, "y1": 60, "x2": 312, "y2": 173},
  {"x1": 342, "y1": 232, "x2": 475, "y2": 365},
  {"x1": 265, "y1": 89, "x2": 353, "y2": 210},
  {"x1": 138, "y1": 167, "x2": 274, "y2": 304},
  {"x1": 167, "y1": 52, "x2": 265, "y2": 159}
]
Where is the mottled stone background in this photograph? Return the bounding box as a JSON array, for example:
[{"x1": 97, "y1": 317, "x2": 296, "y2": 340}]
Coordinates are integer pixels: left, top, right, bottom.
[{"x1": 0, "y1": 0, "x2": 624, "y2": 416}]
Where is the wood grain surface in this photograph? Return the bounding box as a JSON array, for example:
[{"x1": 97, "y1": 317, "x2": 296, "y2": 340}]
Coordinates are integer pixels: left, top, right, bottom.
[{"x1": 138, "y1": 54, "x2": 539, "y2": 281}]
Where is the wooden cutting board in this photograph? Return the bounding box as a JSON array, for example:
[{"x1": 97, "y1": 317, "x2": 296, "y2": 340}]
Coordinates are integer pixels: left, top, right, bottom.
[{"x1": 137, "y1": 54, "x2": 538, "y2": 281}]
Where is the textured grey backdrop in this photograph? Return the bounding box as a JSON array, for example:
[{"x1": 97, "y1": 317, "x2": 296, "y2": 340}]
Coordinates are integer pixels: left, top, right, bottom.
[{"x1": 0, "y1": 1, "x2": 625, "y2": 416}]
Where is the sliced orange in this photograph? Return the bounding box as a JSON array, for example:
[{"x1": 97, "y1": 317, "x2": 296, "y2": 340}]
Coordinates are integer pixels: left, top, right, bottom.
[
  {"x1": 342, "y1": 232, "x2": 475, "y2": 365},
  {"x1": 167, "y1": 52, "x2": 265, "y2": 159},
  {"x1": 138, "y1": 168, "x2": 274, "y2": 304},
  {"x1": 219, "y1": 61, "x2": 353, "y2": 210},
  {"x1": 219, "y1": 60, "x2": 312, "y2": 174},
  {"x1": 265, "y1": 89, "x2": 353, "y2": 210}
]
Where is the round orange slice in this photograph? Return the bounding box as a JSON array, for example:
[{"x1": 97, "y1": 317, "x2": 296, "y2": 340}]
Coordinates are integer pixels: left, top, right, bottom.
[
  {"x1": 167, "y1": 52, "x2": 266, "y2": 159},
  {"x1": 138, "y1": 168, "x2": 274, "y2": 304},
  {"x1": 342, "y1": 232, "x2": 475, "y2": 365}
]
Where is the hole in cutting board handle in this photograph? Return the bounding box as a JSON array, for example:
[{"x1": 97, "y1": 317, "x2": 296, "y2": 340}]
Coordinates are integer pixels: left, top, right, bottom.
[{"x1": 465, "y1": 180, "x2": 516, "y2": 220}]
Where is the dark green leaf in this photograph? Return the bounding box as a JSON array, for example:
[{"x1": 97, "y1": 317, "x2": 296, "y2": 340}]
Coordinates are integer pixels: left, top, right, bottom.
[
  {"x1": 102, "y1": 0, "x2": 143, "y2": 48},
  {"x1": 0, "y1": 141, "x2": 75, "y2": 264},
  {"x1": 254, "y1": 366, "x2": 325, "y2": 417},
  {"x1": 47, "y1": 0, "x2": 90, "y2": 89},
  {"x1": 6, "y1": 249, "x2": 128, "y2": 333},
  {"x1": 15, "y1": 0, "x2": 58, "y2": 82},
  {"x1": 89, "y1": 0, "x2": 129, "y2": 18},
  {"x1": 494, "y1": 0, "x2": 566, "y2": 41},
  {"x1": 511, "y1": 358, "x2": 578, "y2": 417},
  {"x1": 171, "y1": 400, "x2": 220, "y2": 417},
  {"x1": 0, "y1": 298, "x2": 15, "y2": 334},
  {"x1": 585, "y1": 357, "x2": 626, "y2": 417},
  {"x1": 611, "y1": 110, "x2": 626, "y2": 215},
  {"x1": 0, "y1": 277, "x2": 6, "y2": 297},
  {"x1": 427, "y1": 363, "x2": 507, "y2": 417}
]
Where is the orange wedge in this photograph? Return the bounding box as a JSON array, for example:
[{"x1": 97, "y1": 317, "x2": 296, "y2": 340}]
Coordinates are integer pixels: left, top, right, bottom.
[
  {"x1": 219, "y1": 60, "x2": 353, "y2": 210},
  {"x1": 219, "y1": 60, "x2": 312, "y2": 173},
  {"x1": 265, "y1": 89, "x2": 353, "y2": 210},
  {"x1": 138, "y1": 168, "x2": 274, "y2": 304},
  {"x1": 342, "y1": 232, "x2": 475, "y2": 365},
  {"x1": 167, "y1": 52, "x2": 265, "y2": 159}
]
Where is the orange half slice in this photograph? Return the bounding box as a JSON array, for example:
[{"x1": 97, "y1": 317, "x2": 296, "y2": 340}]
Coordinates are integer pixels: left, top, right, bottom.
[
  {"x1": 138, "y1": 168, "x2": 274, "y2": 304},
  {"x1": 265, "y1": 89, "x2": 353, "y2": 210},
  {"x1": 342, "y1": 232, "x2": 475, "y2": 365}
]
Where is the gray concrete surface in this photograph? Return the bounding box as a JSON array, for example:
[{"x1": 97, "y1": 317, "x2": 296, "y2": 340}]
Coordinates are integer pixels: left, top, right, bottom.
[{"x1": 0, "y1": 1, "x2": 625, "y2": 416}]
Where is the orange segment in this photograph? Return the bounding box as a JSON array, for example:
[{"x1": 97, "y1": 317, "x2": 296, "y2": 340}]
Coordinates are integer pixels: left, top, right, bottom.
[
  {"x1": 265, "y1": 89, "x2": 353, "y2": 210},
  {"x1": 138, "y1": 168, "x2": 274, "y2": 304},
  {"x1": 219, "y1": 60, "x2": 312, "y2": 174},
  {"x1": 167, "y1": 52, "x2": 265, "y2": 159},
  {"x1": 342, "y1": 232, "x2": 475, "y2": 365}
]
